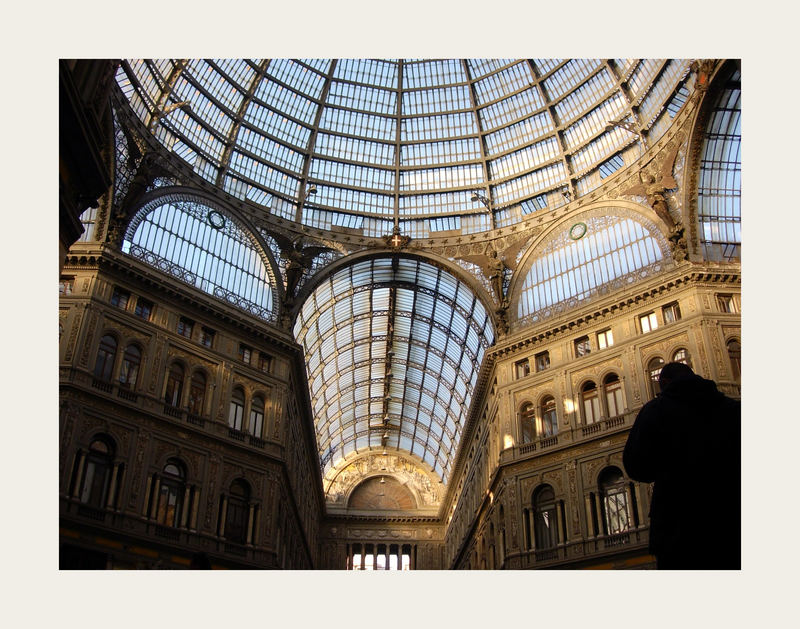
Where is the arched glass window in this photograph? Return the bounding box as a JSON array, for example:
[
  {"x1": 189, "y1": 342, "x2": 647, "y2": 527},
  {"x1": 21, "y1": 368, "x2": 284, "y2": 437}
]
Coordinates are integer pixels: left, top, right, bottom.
[
  {"x1": 727, "y1": 339, "x2": 741, "y2": 380},
  {"x1": 698, "y1": 65, "x2": 741, "y2": 261},
  {"x1": 648, "y1": 357, "x2": 665, "y2": 398},
  {"x1": 518, "y1": 214, "x2": 667, "y2": 322},
  {"x1": 538, "y1": 396, "x2": 557, "y2": 438},
  {"x1": 249, "y1": 396, "x2": 265, "y2": 437},
  {"x1": 672, "y1": 348, "x2": 692, "y2": 367},
  {"x1": 598, "y1": 467, "x2": 630, "y2": 535},
  {"x1": 94, "y1": 335, "x2": 117, "y2": 382},
  {"x1": 123, "y1": 196, "x2": 277, "y2": 321},
  {"x1": 581, "y1": 381, "x2": 600, "y2": 424},
  {"x1": 164, "y1": 363, "x2": 185, "y2": 407},
  {"x1": 79, "y1": 438, "x2": 115, "y2": 508},
  {"x1": 118, "y1": 344, "x2": 141, "y2": 389},
  {"x1": 520, "y1": 402, "x2": 535, "y2": 443},
  {"x1": 225, "y1": 479, "x2": 251, "y2": 545},
  {"x1": 533, "y1": 485, "x2": 558, "y2": 550},
  {"x1": 156, "y1": 459, "x2": 186, "y2": 527},
  {"x1": 603, "y1": 373, "x2": 624, "y2": 417},
  {"x1": 229, "y1": 387, "x2": 245, "y2": 430},
  {"x1": 187, "y1": 371, "x2": 207, "y2": 415}
]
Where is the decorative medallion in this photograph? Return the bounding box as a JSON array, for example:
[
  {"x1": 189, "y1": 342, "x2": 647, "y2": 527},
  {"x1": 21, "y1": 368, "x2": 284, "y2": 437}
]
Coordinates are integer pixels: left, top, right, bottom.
[
  {"x1": 207, "y1": 209, "x2": 226, "y2": 230},
  {"x1": 569, "y1": 222, "x2": 587, "y2": 240}
]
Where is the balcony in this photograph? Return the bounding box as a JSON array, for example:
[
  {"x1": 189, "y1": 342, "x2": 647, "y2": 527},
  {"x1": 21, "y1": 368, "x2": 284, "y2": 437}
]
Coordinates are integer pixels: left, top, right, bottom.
[
  {"x1": 508, "y1": 526, "x2": 650, "y2": 569},
  {"x1": 503, "y1": 411, "x2": 635, "y2": 464},
  {"x1": 186, "y1": 412, "x2": 206, "y2": 427}
]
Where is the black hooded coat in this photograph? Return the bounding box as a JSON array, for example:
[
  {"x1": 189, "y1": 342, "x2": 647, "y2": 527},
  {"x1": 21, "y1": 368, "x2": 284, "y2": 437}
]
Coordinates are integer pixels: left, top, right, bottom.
[{"x1": 622, "y1": 374, "x2": 741, "y2": 569}]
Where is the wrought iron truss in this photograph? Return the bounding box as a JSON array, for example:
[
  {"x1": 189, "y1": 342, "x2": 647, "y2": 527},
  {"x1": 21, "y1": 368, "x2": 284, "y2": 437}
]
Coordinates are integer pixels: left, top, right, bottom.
[{"x1": 294, "y1": 256, "x2": 494, "y2": 485}]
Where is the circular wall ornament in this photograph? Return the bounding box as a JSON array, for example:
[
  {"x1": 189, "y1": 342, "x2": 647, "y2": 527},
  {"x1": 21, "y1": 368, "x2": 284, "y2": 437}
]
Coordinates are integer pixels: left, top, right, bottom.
[
  {"x1": 569, "y1": 222, "x2": 587, "y2": 240},
  {"x1": 207, "y1": 210, "x2": 226, "y2": 230}
]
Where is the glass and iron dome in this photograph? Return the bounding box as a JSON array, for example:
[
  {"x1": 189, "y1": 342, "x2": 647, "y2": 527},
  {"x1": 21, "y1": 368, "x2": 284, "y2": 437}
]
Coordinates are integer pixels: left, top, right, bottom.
[
  {"x1": 116, "y1": 59, "x2": 694, "y2": 238},
  {"x1": 294, "y1": 256, "x2": 494, "y2": 484}
]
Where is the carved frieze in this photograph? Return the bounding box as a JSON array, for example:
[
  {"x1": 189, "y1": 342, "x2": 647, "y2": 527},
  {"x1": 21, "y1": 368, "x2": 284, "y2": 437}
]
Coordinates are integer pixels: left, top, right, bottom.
[
  {"x1": 325, "y1": 453, "x2": 443, "y2": 507},
  {"x1": 346, "y1": 528, "x2": 415, "y2": 540},
  {"x1": 641, "y1": 331, "x2": 690, "y2": 361}
]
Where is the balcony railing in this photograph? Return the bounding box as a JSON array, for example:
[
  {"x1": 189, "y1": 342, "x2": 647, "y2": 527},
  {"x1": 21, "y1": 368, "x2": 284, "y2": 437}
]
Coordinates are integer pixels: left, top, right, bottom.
[
  {"x1": 117, "y1": 387, "x2": 138, "y2": 402},
  {"x1": 91, "y1": 378, "x2": 114, "y2": 393},
  {"x1": 186, "y1": 412, "x2": 205, "y2": 427},
  {"x1": 228, "y1": 427, "x2": 246, "y2": 442},
  {"x1": 163, "y1": 404, "x2": 183, "y2": 419}
]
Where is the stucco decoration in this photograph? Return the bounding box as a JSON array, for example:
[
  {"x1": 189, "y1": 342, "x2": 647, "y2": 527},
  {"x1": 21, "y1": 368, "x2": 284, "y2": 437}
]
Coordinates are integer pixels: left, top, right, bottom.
[{"x1": 324, "y1": 452, "x2": 443, "y2": 508}]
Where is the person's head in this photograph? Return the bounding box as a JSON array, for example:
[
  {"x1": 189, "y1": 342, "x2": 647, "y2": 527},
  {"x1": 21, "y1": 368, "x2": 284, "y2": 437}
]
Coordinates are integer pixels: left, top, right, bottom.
[{"x1": 658, "y1": 362, "x2": 695, "y2": 390}]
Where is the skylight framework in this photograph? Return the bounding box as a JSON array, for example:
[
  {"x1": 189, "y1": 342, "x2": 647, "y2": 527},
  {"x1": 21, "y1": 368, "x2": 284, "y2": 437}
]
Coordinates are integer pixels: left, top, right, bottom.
[
  {"x1": 123, "y1": 195, "x2": 278, "y2": 322},
  {"x1": 116, "y1": 59, "x2": 695, "y2": 236},
  {"x1": 518, "y1": 213, "x2": 669, "y2": 322},
  {"x1": 698, "y1": 68, "x2": 741, "y2": 261},
  {"x1": 294, "y1": 257, "x2": 494, "y2": 484}
]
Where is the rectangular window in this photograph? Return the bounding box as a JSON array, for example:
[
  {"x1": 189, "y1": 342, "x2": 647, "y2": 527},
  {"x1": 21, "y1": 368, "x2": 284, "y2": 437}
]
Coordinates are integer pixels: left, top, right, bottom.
[
  {"x1": 597, "y1": 329, "x2": 614, "y2": 350},
  {"x1": 177, "y1": 317, "x2": 194, "y2": 339},
  {"x1": 258, "y1": 353, "x2": 272, "y2": 372},
  {"x1": 110, "y1": 286, "x2": 130, "y2": 310},
  {"x1": 134, "y1": 298, "x2": 153, "y2": 321},
  {"x1": 717, "y1": 294, "x2": 737, "y2": 313},
  {"x1": 59, "y1": 277, "x2": 74, "y2": 296},
  {"x1": 662, "y1": 302, "x2": 681, "y2": 324},
  {"x1": 535, "y1": 351, "x2": 550, "y2": 372},
  {"x1": 239, "y1": 344, "x2": 252, "y2": 364},
  {"x1": 639, "y1": 312, "x2": 658, "y2": 333},
  {"x1": 515, "y1": 358, "x2": 530, "y2": 379},
  {"x1": 199, "y1": 327, "x2": 215, "y2": 348},
  {"x1": 574, "y1": 336, "x2": 591, "y2": 357}
]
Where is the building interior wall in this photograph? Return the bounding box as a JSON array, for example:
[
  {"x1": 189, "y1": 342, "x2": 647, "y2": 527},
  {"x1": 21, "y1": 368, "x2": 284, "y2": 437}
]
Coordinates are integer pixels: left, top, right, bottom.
[{"x1": 59, "y1": 58, "x2": 741, "y2": 570}]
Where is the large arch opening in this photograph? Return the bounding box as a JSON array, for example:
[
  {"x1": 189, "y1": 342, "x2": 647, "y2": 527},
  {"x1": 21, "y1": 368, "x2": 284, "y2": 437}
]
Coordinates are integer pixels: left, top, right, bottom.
[{"x1": 293, "y1": 255, "x2": 495, "y2": 486}]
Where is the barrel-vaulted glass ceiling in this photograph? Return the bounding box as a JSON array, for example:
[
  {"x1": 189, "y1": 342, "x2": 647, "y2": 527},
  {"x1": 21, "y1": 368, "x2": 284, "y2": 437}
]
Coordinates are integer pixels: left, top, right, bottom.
[
  {"x1": 116, "y1": 59, "x2": 693, "y2": 238},
  {"x1": 293, "y1": 257, "x2": 494, "y2": 484}
]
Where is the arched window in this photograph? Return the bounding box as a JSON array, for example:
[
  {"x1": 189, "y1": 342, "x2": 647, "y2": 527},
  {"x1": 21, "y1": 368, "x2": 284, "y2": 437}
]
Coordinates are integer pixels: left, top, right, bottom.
[
  {"x1": 533, "y1": 485, "x2": 559, "y2": 550},
  {"x1": 598, "y1": 467, "x2": 630, "y2": 535},
  {"x1": 123, "y1": 197, "x2": 277, "y2": 321},
  {"x1": 519, "y1": 402, "x2": 535, "y2": 443},
  {"x1": 118, "y1": 344, "x2": 141, "y2": 389},
  {"x1": 78, "y1": 437, "x2": 115, "y2": 508},
  {"x1": 698, "y1": 65, "x2": 741, "y2": 261},
  {"x1": 648, "y1": 357, "x2": 665, "y2": 398},
  {"x1": 603, "y1": 373, "x2": 624, "y2": 418},
  {"x1": 672, "y1": 348, "x2": 692, "y2": 367},
  {"x1": 518, "y1": 213, "x2": 667, "y2": 322},
  {"x1": 94, "y1": 335, "x2": 117, "y2": 382},
  {"x1": 229, "y1": 387, "x2": 245, "y2": 430},
  {"x1": 581, "y1": 381, "x2": 600, "y2": 424},
  {"x1": 187, "y1": 371, "x2": 207, "y2": 416},
  {"x1": 727, "y1": 339, "x2": 741, "y2": 380},
  {"x1": 164, "y1": 363, "x2": 185, "y2": 407},
  {"x1": 156, "y1": 460, "x2": 186, "y2": 528},
  {"x1": 538, "y1": 396, "x2": 557, "y2": 438},
  {"x1": 249, "y1": 396, "x2": 265, "y2": 437},
  {"x1": 225, "y1": 479, "x2": 251, "y2": 545}
]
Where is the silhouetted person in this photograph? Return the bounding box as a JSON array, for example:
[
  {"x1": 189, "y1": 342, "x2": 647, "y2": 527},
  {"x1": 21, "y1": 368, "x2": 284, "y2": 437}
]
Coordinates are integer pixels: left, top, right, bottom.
[
  {"x1": 623, "y1": 362, "x2": 740, "y2": 569},
  {"x1": 189, "y1": 551, "x2": 212, "y2": 569}
]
